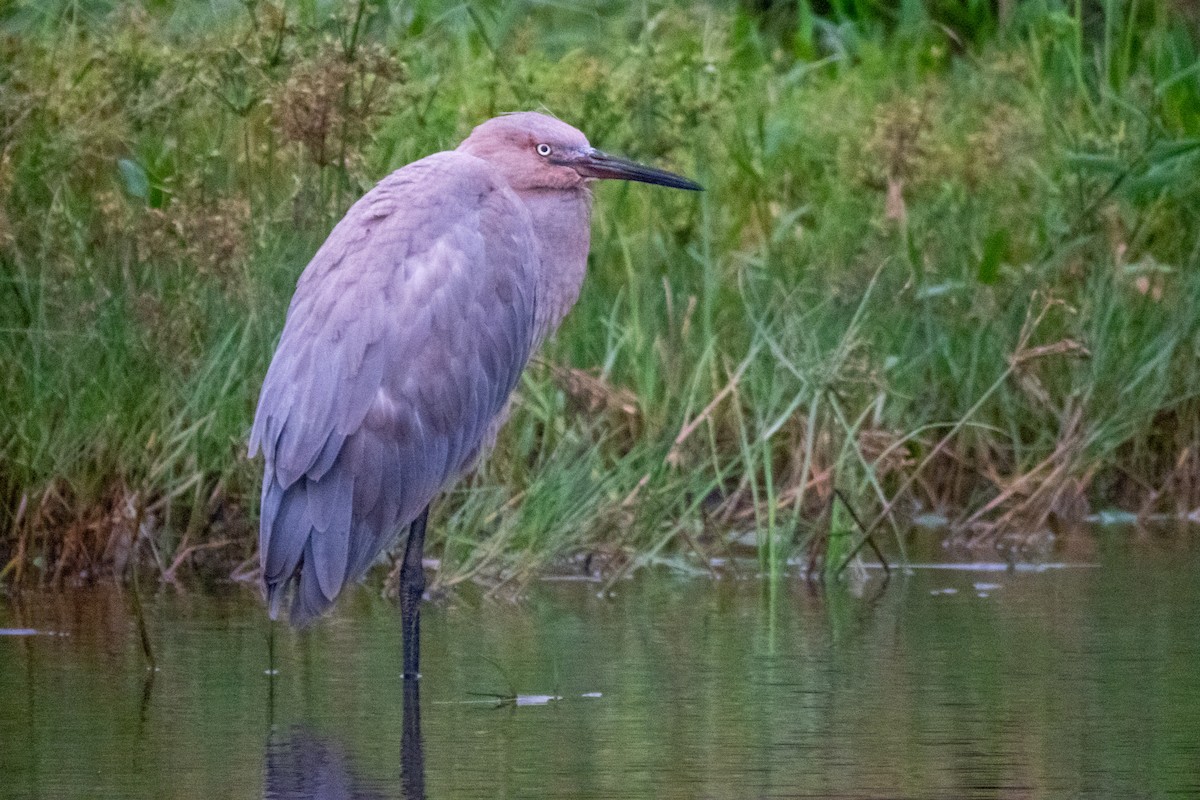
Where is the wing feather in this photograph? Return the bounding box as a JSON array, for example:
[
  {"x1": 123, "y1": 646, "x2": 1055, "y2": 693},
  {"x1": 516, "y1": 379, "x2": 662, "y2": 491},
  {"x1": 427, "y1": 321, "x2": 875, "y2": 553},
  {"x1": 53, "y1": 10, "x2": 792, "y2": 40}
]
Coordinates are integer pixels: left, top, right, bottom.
[
  {"x1": 265, "y1": 482, "x2": 310, "y2": 584},
  {"x1": 252, "y1": 151, "x2": 538, "y2": 623}
]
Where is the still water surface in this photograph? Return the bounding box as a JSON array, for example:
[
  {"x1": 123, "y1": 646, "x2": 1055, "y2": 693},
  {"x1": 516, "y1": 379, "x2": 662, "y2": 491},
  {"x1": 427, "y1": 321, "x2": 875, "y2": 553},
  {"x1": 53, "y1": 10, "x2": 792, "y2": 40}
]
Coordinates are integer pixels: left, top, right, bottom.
[{"x1": 2, "y1": 534, "x2": 1199, "y2": 799}]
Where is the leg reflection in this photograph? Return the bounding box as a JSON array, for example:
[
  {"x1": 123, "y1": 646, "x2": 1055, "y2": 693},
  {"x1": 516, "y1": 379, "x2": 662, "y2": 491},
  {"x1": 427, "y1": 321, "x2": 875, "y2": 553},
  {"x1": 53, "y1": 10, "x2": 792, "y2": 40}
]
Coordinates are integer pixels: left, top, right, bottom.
[
  {"x1": 263, "y1": 726, "x2": 387, "y2": 800},
  {"x1": 259, "y1": 689, "x2": 427, "y2": 800}
]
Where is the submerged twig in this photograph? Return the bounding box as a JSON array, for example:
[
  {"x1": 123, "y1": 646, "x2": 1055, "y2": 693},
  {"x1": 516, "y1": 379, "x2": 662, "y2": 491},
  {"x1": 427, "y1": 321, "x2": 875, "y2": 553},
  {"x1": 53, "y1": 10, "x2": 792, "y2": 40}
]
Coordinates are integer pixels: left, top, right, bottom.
[
  {"x1": 834, "y1": 488, "x2": 889, "y2": 574},
  {"x1": 127, "y1": 493, "x2": 157, "y2": 671}
]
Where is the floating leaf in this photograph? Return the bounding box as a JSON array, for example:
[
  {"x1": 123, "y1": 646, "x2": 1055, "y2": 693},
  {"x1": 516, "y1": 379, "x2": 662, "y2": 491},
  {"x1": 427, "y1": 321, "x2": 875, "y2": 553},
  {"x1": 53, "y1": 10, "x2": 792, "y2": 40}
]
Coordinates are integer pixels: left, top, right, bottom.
[
  {"x1": 915, "y1": 281, "x2": 965, "y2": 299},
  {"x1": 117, "y1": 158, "x2": 149, "y2": 201}
]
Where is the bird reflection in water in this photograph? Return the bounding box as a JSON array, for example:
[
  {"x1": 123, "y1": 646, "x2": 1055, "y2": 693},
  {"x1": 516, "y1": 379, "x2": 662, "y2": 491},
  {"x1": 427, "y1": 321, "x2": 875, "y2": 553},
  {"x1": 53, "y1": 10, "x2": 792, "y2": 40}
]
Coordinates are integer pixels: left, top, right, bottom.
[{"x1": 263, "y1": 683, "x2": 425, "y2": 800}]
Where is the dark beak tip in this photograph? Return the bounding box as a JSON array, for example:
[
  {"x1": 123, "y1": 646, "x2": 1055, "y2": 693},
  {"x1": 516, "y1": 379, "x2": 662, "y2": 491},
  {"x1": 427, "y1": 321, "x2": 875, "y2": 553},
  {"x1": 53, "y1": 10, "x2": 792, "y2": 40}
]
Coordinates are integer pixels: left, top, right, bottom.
[
  {"x1": 651, "y1": 177, "x2": 704, "y2": 192},
  {"x1": 581, "y1": 150, "x2": 703, "y2": 192}
]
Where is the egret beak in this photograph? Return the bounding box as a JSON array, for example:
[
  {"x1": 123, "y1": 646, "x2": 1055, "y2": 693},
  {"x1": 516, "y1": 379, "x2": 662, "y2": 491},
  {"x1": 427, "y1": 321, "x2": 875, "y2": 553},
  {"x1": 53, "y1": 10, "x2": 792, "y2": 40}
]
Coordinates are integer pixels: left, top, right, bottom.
[{"x1": 572, "y1": 148, "x2": 702, "y2": 191}]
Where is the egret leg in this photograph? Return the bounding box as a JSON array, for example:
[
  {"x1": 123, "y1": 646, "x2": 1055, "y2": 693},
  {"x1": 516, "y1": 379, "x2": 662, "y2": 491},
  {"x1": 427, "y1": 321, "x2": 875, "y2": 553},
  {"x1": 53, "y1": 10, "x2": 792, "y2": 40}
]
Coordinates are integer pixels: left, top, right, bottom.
[
  {"x1": 400, "y1": 506, "x2": 429, "y2": 681},
  {"x1": 401, "y1": 678, "x2": 425, "y2": 799}
]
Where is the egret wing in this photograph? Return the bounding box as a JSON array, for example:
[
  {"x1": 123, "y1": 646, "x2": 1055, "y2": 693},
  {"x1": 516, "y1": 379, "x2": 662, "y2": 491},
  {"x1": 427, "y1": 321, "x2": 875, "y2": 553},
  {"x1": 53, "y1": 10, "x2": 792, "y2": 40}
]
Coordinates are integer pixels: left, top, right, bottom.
[{"x1": 250, "y1": 152, "x2": 537, "y2": 623}]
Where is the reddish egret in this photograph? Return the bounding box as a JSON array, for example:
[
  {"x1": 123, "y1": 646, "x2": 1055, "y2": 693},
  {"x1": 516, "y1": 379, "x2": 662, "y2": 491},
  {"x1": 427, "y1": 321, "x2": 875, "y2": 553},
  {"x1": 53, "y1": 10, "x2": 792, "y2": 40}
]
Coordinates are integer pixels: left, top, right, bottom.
[{"x1": 250, "y1": 112, "x2": 701, "y2": 679}]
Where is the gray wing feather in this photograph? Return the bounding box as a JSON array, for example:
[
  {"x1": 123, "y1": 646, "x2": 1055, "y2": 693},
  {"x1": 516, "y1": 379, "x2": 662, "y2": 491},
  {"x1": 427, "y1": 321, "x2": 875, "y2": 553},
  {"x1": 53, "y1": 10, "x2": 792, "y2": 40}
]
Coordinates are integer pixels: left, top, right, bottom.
[{"x1": 250, "y1": 152, "x2": 537, "y2": 624}]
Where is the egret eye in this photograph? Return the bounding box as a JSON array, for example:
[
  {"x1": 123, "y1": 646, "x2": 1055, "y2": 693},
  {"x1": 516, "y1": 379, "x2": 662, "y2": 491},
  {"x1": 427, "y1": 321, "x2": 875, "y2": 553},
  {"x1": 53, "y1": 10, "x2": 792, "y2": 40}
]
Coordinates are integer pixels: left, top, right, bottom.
[{"x1": 536, "y1": 143, "x2": 552, "y2": 157}]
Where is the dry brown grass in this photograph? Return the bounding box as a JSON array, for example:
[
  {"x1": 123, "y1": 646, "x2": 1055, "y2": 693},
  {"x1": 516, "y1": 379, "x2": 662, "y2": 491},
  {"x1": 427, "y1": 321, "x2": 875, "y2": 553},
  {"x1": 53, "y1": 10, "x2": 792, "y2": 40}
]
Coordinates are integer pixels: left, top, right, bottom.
[{"x1": 272, "y1": 43, "x2": 400, "y2": 169}]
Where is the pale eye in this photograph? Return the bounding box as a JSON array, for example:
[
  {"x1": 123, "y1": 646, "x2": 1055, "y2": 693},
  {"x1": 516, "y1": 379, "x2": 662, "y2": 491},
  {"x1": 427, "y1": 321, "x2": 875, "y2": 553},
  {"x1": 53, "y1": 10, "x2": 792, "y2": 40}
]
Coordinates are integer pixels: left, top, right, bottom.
[{"x1": 536, "y1": 143, "x2": 552, "y2": 157}]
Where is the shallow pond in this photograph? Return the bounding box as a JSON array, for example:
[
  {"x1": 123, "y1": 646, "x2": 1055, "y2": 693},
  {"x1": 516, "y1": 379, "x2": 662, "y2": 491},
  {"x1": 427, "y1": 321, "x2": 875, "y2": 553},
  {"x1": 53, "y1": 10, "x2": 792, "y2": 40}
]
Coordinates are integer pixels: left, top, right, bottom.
[{"x1": 3, "y1": 533, "x2": 1199, "y2": 799}]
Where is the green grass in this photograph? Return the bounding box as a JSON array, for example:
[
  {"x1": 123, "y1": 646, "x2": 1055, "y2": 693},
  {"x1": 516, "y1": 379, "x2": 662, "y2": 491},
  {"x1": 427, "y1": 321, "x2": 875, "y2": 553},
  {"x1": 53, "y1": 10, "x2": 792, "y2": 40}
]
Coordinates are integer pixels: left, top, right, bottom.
[{"x1": 2, "y1": 0, "x2": 1199, "y2": 592}]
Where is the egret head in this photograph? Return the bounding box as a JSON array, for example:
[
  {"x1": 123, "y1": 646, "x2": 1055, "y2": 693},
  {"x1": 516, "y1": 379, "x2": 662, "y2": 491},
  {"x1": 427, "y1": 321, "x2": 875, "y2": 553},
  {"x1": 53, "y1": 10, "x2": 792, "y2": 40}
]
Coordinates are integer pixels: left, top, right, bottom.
[{"x1": 457, "y1": 112, "x2": 702, "y2": 194}]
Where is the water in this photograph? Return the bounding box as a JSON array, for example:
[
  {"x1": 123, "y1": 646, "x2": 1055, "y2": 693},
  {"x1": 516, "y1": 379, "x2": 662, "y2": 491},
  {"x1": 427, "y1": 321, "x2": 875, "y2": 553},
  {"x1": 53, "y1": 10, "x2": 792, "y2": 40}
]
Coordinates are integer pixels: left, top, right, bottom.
[{"x1": 3, "y1": 534, "x2": 1200, "y2": 799}]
